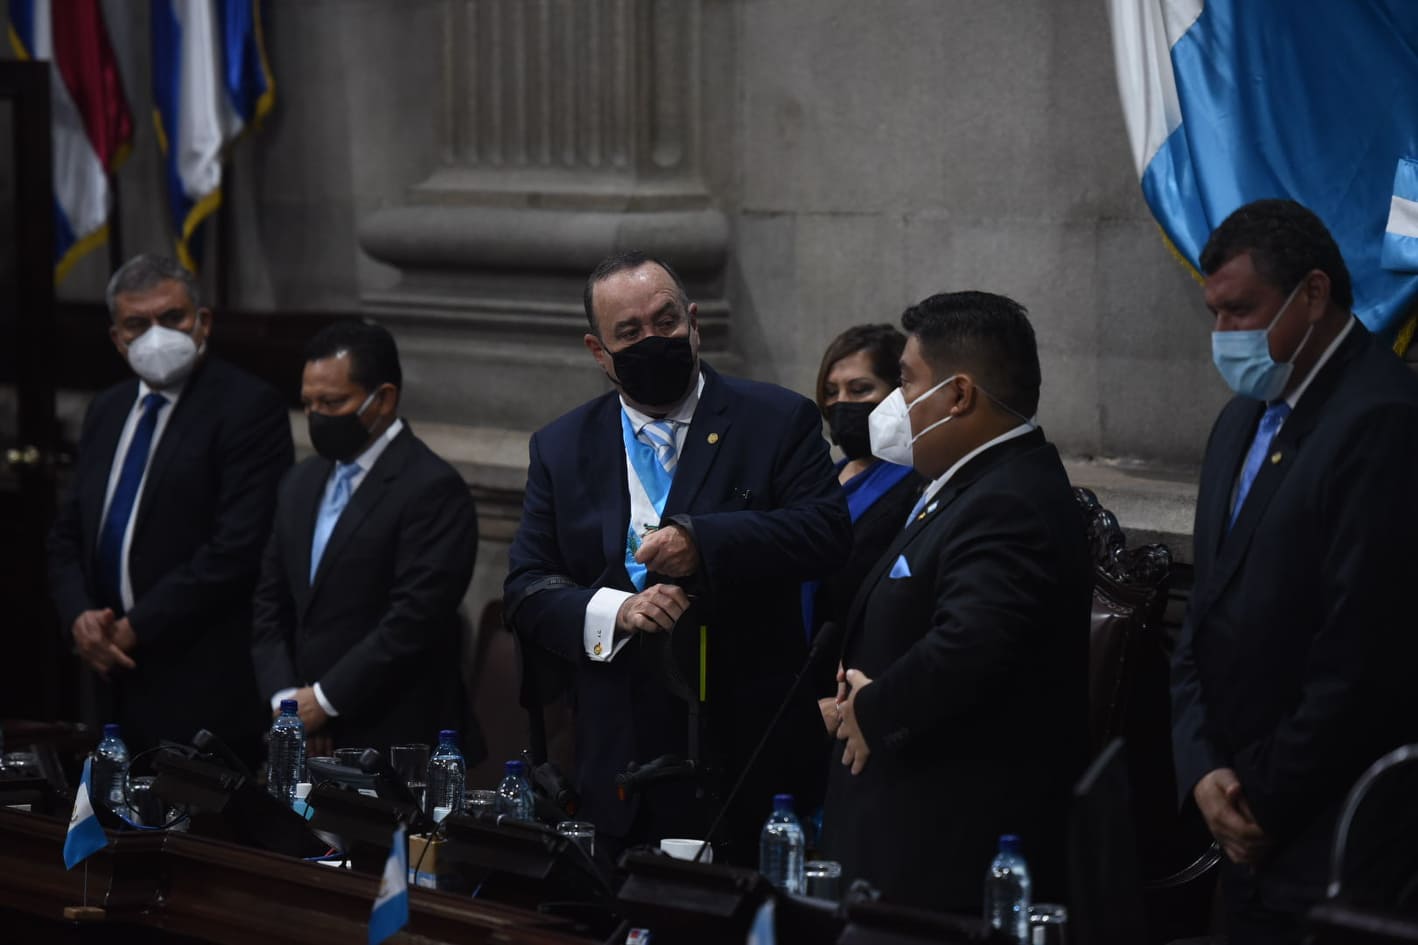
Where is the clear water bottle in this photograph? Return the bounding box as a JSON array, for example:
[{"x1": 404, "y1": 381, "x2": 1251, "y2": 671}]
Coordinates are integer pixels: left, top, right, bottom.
[
  {"x1": 425, "y1": 730, "x2": 466, "y2": 822},
  {"x1": 93, "y1": 723, "x2": 130, "y2": 812},
  {"x1": 759, "y1": 793, "x2": 806, "y2": 894},
  {"x1": 984, "y1": 834, "x2": 1032, "y2": 944},
  {"x1": 267, "y1": 699, "x2": 305, "y2": 806},
  {"x1": 496, "y1": 759, "x2": 535, "y2": 821}
]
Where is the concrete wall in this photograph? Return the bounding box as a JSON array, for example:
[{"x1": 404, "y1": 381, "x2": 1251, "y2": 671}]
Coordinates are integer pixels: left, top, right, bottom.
[{"x1": 44, "y1": 0, "x2": 1228, "y2": 466}]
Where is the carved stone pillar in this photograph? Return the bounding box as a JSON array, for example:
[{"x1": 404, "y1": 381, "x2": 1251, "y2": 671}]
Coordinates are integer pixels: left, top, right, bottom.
[{"x1": 359, "y1": 0, "x2": 730, "y2": 429}]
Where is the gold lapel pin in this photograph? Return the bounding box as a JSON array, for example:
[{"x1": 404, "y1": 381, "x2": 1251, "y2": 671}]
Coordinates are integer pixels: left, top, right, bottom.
[
  {"x1": 1270, "y1": 451, "x2": 1283, "y2": 464},
  {"x1": 707, "y1": 433, "x2": 720, "y2": 445}
]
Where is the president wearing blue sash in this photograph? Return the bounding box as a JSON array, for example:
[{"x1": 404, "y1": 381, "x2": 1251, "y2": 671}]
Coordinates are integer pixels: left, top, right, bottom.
[{"x1": 505, "y1": 251, "x2": 851, "y2": 863}]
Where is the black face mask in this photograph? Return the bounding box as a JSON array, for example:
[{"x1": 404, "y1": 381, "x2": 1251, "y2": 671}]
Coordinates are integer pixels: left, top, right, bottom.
[
  {"x1": 826, "y1": 400, "x2": 879, "y2": 461},
  {"x1": 308, "y1": 391, "x2": 377, "y2": 462},
  {"x1": 609, "y1": 334, "x2": 696, "y2": 407}
]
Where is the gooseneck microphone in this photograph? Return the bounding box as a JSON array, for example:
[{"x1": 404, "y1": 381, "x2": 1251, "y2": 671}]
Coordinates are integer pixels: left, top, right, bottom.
[{"x1": 691, "y1": 621, "x2": 842, "y2": 863}]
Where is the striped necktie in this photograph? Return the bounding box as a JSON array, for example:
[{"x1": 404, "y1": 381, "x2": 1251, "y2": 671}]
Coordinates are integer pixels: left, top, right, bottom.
[{"x1": 640, "y1": 419, "x2": 680, "y2": 473}]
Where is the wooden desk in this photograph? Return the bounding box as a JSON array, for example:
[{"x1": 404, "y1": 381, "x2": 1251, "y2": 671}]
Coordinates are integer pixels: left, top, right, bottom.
[{"x1": 0, "y1": 808, "x2": 589, "y2": 944}]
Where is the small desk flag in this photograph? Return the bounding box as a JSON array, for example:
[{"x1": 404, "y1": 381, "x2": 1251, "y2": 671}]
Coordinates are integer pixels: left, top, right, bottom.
[
  {"x1": 368, "y1": 824, "x2": 409, "y2": 945},
  {"x1": 63, "y1": 757, "x2": 109, "y2": 869}
]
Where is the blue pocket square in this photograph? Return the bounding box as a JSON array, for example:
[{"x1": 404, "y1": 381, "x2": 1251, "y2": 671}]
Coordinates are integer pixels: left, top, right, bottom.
[{"x1": 888, "y1": 554, "x2": 912, "y2": 579}]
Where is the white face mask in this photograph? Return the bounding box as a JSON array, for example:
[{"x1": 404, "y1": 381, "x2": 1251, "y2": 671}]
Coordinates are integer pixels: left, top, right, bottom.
[
  {"x1": 127, "y1": 321, "x2": 203, "y2": 388},
  {"x1": 867, "y1": 375, "x2": 958, "y2": 467}
]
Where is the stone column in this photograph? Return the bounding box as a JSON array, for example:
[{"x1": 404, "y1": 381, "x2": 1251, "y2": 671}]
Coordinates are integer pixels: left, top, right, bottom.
[{"x1": 359, "y1": 0, "x2": 730, "y2": 430}]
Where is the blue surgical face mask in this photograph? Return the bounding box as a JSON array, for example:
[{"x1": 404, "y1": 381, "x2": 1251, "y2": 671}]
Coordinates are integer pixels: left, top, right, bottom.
[{"x1": 1211, "y1": 279, "x2": 1312, "y2": 402}]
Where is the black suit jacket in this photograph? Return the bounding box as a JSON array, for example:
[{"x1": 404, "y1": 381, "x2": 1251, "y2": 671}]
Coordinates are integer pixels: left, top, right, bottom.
[
  {"x1": 47, "y1": 356, "x2": 292, "y2": 753},
  {"x1": 251, "y1": 424, "x2": 483, "y2": 760},
  {"x1": 1173, "y1": 323, "x2": 1418, "y2": 910},
  {"x1": 823, "y1": 429, "x2": 1092, "y2": 911},
  {"x1": 504, "y1": 364, "x2": 851, "y2": 858}
]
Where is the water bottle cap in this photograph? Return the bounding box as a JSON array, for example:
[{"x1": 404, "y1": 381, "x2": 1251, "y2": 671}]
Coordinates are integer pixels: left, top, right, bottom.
[
  {"x1": 504, "y1": 759, "x2": 525, "y2": 774},
  {"x1": 772, "y1": 793, "x2": 794, "y2": 810},
  {"x1": 102, "y1": 723, "x2": 121, "y2": 737},
  {"x1": 438, "y1": 729, "x2": 459, "y2": 743},
  {"x1": 280, "y1": 699, "x2": 298, "y2": 713},
  {"x1": 999, "y1": 834, "x2": 1021, "y2": 854}
]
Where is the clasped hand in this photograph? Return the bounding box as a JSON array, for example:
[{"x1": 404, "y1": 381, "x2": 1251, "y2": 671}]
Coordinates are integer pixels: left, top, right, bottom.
[
  {"x1": 1195, "y1": 767, "x2": 1268, "y2": 864},
  {"x1": 819, "y1": 662, "x2": 874, "y2": 775},
  {"x1": 72, "y1": 608, "x2": 137, "y2": 676},
  {"x1": 633, "y1": 523, "x2": 700, "y2": 578}
]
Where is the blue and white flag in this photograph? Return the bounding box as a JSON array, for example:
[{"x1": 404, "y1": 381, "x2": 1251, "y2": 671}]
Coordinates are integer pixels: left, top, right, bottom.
[
  {"x1": 1108, "y1": 0, "x2": 1418, "y2": 339},
  {"x1": 368, "y1": 824, "x2": 409, "y2": 945},
  {"x1": 63, "y1": 757, "x2": 109, "y2": 870},
  {"x1": 151, "y1": 0, "x2": 275, "y2": 271}
]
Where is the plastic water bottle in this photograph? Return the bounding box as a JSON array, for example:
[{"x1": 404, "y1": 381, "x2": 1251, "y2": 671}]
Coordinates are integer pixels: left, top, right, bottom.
[
  {"x1": 93, "y1": 723, "x2": 130, "y2": 812},
  {"x1": 267, "y1": 699, "x2": 305, "y2": 806},
  {"x1": 984, "y1": 834, "x2": 1032, "y2": 944},
  {"x1": 425, "y1": 730, "x2": 466, "y2": 822},
  {"x1": 496, "y1": 759, "x2": 535, "y2": 821},
  {"x1": 759, "y1": 793, "x2": 806, "y2": 894}
]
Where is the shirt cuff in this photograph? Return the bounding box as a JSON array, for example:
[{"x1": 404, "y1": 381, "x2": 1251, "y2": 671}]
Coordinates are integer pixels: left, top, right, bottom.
[
  {"x1": 270, "y1": 687, "x2": 299, "y2": 713},
  {"x1": 313, "y1": 682, "x2": 340, "y2": 717},
  {"x1": 585, "y1": 587, "x2": 635, "y2": 662}
]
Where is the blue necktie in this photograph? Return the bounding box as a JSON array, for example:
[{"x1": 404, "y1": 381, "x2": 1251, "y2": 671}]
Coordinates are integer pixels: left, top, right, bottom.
[
  {"x1": 98, "y1": 392, "x2": 167, "y2": 606},
  {"x1": 640, "y1": 419, "x2": 680, "y2": 473},
  {"x1": 310, "y1": 462, "x2": 360, "y2": 583},
  {"x1": 1230, "y1": 401, "x2": 1291, "y2": 530},
  {"x1": 622, "y1": 417, "x2": 680, "y2": 591}
]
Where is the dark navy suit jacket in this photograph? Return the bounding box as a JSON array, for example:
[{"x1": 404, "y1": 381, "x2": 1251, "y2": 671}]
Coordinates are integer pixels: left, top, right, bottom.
[{"x1": 505, "y1": 363, "x2": 851, "y2": 859}]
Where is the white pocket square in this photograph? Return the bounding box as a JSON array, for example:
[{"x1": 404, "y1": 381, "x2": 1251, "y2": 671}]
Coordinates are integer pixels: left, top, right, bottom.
[{"x1": 888, "y1": 554, "x2": 912, "y2": 579}]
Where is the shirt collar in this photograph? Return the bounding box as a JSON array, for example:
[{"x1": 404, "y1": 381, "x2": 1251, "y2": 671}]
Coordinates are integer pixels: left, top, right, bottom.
[
  {"x1": 620, "y1": 370, "x2": 705, "y2": 432},
  {"x1": 918, "y1": 421, "x2": 1035, "y2": 509},
  {"x1": 347, "y1": 417, "x2": 404, "y2": 474},
  {"x1": 137, "y1": 375, "x2": 188, "y2": 408},
  {"x1": 1283, "y1": 316, "x2": 1355, "y2": 411}
]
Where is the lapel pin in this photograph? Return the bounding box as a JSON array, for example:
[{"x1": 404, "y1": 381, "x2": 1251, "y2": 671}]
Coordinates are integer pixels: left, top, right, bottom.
[
  {"x1": 707, "y1": 433, "x2": 720, "y2": 445},
  {"x1": 1270, "y1": 451, "x2": 1283, "y2": 464}
]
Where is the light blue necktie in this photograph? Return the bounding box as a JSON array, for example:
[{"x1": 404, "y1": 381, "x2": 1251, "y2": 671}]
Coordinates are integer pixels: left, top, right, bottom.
[
  {"x1": 310, "y1": 462, "x2": 360, "y2": 583},
  {"x1": 621, "y1": 415, "x2": 680, "y2": 590},
  {"x1": 640, "y1": 419, "x2": 680, "y2": 473},
  {"x1": 97, "y1": 392, "x2": 167, "y2": 607},
  {"x1": 1230, "y1": 402, "x2": 1291, "y2": 530}
]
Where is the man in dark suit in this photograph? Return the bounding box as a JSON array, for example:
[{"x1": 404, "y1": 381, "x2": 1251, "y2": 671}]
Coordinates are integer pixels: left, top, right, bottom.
[
  {"x1": 504, "y1": 251, "x2": 851, "y2": 863},
  {"x1": 251, "y1": 320, "x2": 482, "y2": 760},
  {"x1": 48, "y1": 254, "x2": 291, "y2": 763},
  {"x1": 821, "y1": 291, "x2": 1092, "y2": 912},
  {"x1": 1172, "y1": 199, "x2": 1418, "y2": 942}
]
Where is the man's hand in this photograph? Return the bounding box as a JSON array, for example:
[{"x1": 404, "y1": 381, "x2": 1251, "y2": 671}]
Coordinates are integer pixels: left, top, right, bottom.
[
  {"x1": 615, "y1": 583, "x2": 690, "y2": 635},
  {"x1": 836, "y1": 668, "x2": 874, "y2": 775},
  {"x1": 1194, "y1": 767, "x2": 1268, "y2": 864},
  {"x1": 112, "y1": 617, "x2": 138, "y2": 654},
  {"x1": 634, "y1": 524, "x2": 700, "y2": 578},
  {"x1": 818, "y1": 662, "x2": 849, "y2": 735},
  {"x1": 293, "y1": 686, "x2": 330, "y2": 733},
  {"x1": 71, "y1": 608, "x2": 136, "y2": 676}
]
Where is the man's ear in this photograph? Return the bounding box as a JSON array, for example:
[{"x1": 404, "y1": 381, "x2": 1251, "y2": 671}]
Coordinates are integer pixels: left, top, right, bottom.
[
  {"x1": 585, "y1": 332, "x2": 611, "y2": 371},
  {"x1": 1301, "y1": 269, "x2": 1332, "y2": 323}
]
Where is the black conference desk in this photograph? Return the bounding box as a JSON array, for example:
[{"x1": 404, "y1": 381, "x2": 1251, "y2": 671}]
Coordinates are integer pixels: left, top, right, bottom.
[{"x1": 0, "y1": 808, "x2": 587, "y2": 945}]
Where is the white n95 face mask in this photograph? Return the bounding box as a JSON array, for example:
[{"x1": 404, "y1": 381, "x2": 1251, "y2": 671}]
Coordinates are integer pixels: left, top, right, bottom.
[
  {"x1": 127, "y1": 323, "x2": 202, "y2": 388},
  {"x1": 867, "y1": 375, "x2": 958, "y2": 467}
]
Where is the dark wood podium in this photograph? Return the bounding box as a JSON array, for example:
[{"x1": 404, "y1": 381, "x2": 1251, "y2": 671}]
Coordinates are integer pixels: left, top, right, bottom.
[{"x1": 0, "y1": 808, "x2": 588, "y2": 944}]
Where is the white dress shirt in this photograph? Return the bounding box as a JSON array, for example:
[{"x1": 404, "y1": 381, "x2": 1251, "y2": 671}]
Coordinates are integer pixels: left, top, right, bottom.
[
  {"x1": 583, "y1": 372, "x2": 705, "y2": 663},
  {"x1": 99, "y1": 378, "x2": 187, "y2": 613},
  {"x1": 912, "y1": 420, "x2": 1037, "y2": 522},
  {"x1": 270, "y1": 417, "x2": 405, "y2": 716}
]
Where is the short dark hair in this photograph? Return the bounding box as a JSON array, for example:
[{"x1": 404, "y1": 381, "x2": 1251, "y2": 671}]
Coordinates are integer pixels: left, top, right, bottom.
[
  {"x1": 900, "y1": 291, "x2": 1041, "y2": 417},
  {"x1": 303, "y1": 319, "x2": 402, "y2": 392},
  {"x1": 583, "y1": 250, "x2": 690, "y2": 334},
  {"x1": 105, "y1": 253, "x2": 200, "y2": 319},
  {"x1": 1200, "y1": 199, "x2": 1353, "y2": 309},
  {"x1": 815, "y1": 323, "x2": 907, "y2": 414}
]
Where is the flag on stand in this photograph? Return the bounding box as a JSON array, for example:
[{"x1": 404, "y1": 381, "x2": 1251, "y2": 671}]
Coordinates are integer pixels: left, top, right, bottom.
[
  {"x1": 8, "y1": 0, "x2": 133, "y2": 283},
  {"x1": 151, "y1": 0, "x2": 274, "y2": 271},
  {"x1": 368, "y1": 824, "x2": 409, "y2": 945},
  {"x1": 63, "y1": 757, "x2": 110, "y2": 870},
  {"x1": 1108, "y1": 0, "x2": 1418, "y2": 342}
]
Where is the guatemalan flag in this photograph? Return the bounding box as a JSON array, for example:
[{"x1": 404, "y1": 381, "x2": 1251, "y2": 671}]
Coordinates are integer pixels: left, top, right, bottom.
[
  {"x1": 63, "y1": 757, "x2": 110, "y2": 869},
  {"x1": 151, "y1": 0, "x2": 274, "y2": 271},
  {"x1": 1108, "y1": 1, "x2": 1418, "y2": 342},
  {"x1": 368, "y1": 824, "x2": 409, "y2": 945},
  {"x1": 8, "y1": 0, "x2": 133, "y2": 283}
]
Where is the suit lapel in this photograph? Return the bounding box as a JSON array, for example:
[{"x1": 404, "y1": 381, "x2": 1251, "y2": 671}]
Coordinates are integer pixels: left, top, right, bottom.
[
  {"x1": 663, "y1": 365, "x2": 732, "y2": 517},
  {"x1": 290, "y1": 456, "x2": 332, "y2": 612},
  {"x1": 132, "y1": 361, "x2": 212, "y2": 543},
  {"x1": 83, "y1": 381, "x2": 139, "y2": 548},
  {"x1": 306, "y1": 427, "x2": 412, "y2": 607},
  {"x1": 1200, "y1": 400, "x2": 1262, "y2": 566},
  {"x1": 585, "y1": 396, "x2": 633, "y2": 589}
]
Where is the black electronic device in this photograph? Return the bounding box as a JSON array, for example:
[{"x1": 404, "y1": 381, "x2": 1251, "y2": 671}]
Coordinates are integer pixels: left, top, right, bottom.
[
  {"x1": 304, "y1": 753, "x2": 428, "y2": 873},
  {"x1": 614, "y1": 849, "x2": 775, "y2": 944}
]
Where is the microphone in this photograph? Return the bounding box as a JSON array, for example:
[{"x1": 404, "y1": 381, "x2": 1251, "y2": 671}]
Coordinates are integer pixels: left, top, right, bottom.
[
  {"x1": 691, "y1": 620, "x2": 842, "y2": 863},
  {"x1": 192, "y1": 729, "x2": 255, "y2": 781}
]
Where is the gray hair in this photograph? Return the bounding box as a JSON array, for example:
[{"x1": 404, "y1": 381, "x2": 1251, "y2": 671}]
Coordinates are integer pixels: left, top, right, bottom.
[{"x1": 105, "y1": 254, "x2": 200, "y2": 319}]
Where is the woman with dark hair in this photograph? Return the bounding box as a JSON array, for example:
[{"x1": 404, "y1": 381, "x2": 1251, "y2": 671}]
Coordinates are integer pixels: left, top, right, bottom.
[{"x1": 803, "y1": 324, "x2": 923, "y2": 646}]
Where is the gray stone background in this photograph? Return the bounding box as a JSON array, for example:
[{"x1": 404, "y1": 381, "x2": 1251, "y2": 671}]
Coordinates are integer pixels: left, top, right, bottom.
[{"x1": 19, "y1": 0, "x2": 1227, "y2": 638}]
